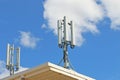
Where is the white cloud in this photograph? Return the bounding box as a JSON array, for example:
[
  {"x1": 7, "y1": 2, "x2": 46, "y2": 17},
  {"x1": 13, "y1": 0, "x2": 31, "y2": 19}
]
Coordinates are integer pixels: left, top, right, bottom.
[
  {"x1": 0, "y1": 61, "x2": 6, "y2": 74},
  {"x1": 41, "y1": 24, "x2": 47, "y2": 29},
  {"x1": 19, "y1": 31, "x2": 40, "y2": 48},
  {"x1": 101, "y1": 0, "x2": 120, "y2": 30},
  {"x1": 0, "y1": 60, "x2": 9, "y2": 79},
  {"x1": 43, "y1": 0, "x2": 104, "y2": 46},
  {"x1": 0, "y1": 60, "x2": 28, "y2": 79}
]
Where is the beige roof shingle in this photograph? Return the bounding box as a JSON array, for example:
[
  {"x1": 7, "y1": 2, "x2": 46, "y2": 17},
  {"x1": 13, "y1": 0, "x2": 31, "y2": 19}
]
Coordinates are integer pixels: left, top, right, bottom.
[{"x1": 2, "y1": 62, "x2": 95, "y2": 80}]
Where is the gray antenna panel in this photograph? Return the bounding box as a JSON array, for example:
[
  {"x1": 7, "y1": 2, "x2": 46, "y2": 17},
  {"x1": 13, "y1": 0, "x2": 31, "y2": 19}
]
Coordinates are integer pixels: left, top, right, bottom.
[
  {"x1": 16, "y1": 47, "x2": 20, "y2": 70},
  {"x1": 63, "y1": 16, "x2": 69, "y2": 41},
  {"x1": 6, "y1": 43, "x2": 10, "y2": 68},
  {"x1": 70, "y1": 21, "x2": 75, "y2": 47},
  {"x1": 11, "y1": 45, "x2": 14, "y2": 67},
  {"x1": 58, "y1": 20, "x2": 62, "y2": 47}
]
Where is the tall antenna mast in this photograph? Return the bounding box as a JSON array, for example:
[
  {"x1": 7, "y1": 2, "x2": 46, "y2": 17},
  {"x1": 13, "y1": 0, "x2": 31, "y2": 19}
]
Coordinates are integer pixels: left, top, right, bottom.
[
  {"x1": 6, "y1": 43, "x2": 20, "y2": 75},
  {"x1": 57, "y1": 16, "x2": 75, "y2": 69}
]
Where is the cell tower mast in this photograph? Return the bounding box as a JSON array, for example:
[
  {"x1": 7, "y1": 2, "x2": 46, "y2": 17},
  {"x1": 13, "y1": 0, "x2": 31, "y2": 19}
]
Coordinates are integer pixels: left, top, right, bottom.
[
  {"x1": 57, "y1": 16, "x2": 75, "y2": 69},
  {"x1": 6, "y1": 43, "x2": 20, "y2": 75}
]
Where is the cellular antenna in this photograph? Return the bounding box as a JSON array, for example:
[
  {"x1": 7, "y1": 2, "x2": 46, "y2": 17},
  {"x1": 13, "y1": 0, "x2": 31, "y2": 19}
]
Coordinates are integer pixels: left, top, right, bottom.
[
  {"x1": 6, "y1": 43, "x2": 20, "y2": 75},
  {"x1": 57, "y1": 16, "x2": 75, "y2": 69}
]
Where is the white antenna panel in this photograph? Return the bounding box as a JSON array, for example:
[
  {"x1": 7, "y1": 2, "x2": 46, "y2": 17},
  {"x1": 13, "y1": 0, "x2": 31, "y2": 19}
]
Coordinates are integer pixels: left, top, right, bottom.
[
  {"x1": 6, "y1": 43, "x2": 10, "y2": 67},
  {"x1": 16, "y1": 47, "x2": 20, "y2": 70},
  {"x1": 63, "y1": 16, "x2": 69, "y2": 41},
  {"x1": 58, "y1": 20, "x2": 62, "y2": 47},
  {"x1": 71, "y1": 21, "x2": 75, "y2": 47}
]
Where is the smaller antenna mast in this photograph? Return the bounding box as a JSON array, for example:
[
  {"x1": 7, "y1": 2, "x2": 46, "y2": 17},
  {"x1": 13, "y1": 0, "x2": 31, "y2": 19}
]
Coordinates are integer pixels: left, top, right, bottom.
[
  {"x1": 57, "y1": 16, "x2": 75, "y2": 69},
  {"x1": 6, "y1": 43, "x2": 21, "y2": 75}
]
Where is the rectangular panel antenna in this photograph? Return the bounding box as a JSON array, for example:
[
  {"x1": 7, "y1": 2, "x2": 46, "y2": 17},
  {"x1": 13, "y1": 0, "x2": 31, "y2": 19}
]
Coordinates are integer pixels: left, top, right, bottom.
[
  {"x1": 58, "y1": 20, "x2": 62, "y2": 47},
  {"x1": 16, "y1": 47, "x2": 20, "y2": 71},
  {"x1": 63, "y1": 16, "x2": 69, "y2": 41},
  {"x1": 6, "y1": 43, "x2": 10, "y2": 68},
  {"x1": 70, "y1": 21, "x2": 75, "y2": 47},
  {"x1": 11, "y1": 45, "x2": 14, "y2": 67}
]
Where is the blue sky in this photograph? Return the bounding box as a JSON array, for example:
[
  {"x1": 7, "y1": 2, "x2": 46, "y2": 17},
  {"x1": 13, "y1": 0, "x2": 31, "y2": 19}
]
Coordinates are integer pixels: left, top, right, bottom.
[{"x1": 0, "y1": 0, "x2": 120, "y2": 80}]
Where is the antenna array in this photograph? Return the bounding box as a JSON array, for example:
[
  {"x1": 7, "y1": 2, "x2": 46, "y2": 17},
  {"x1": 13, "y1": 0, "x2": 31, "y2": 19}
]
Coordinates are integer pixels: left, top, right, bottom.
[
  {"x1": 6, "y1": 43, "x2": 20, "y2": 75},
  {"x1": 57, "y1": 16, "x2": 75, "y2": 69}
]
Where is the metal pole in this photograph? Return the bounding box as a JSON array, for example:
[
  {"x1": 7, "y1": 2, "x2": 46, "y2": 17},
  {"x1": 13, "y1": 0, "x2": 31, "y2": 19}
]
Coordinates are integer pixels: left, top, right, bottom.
[
  {"x1": 63, "y1": 42, "x2": 69, "y2": 68},
  {"x1": 10, "y1": 45, "x2": 14, "y2": 75}
]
